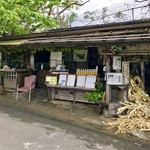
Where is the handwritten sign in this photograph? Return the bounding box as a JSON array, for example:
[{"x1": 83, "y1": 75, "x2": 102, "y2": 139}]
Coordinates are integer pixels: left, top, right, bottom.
[
  {"x1": 76, "y1": 75, "x2": 86, "y2": 87},
  {"x1": 45, "y1": 76, "x2": 57, "y2": 85},
  {"x1": 113, "y1": 56, "x2": 122, "y2": 70},
  {"x1": 66, "y1": 74, "x2": 76, "y2": 87},
  {"x1": 85, "y1": 75, "x2": 96, "y2": 88},
  {"x1": 122, "y1": 61, "x2": 130, "y2": 84},
  {"x1": 58, "y1": 74, "x2": 67, "y2": 86},
  {"x1": 107, "y1": 73, "x2": 123, "y2": 85}
]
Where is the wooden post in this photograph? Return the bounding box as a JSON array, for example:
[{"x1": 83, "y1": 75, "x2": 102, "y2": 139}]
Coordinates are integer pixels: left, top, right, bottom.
[
  {"x1": 140, "y1": 62, "x2": 145, "y2": 89},
  {"x1": 105, "y1": 55, "x2": 111, "y2": 104}
]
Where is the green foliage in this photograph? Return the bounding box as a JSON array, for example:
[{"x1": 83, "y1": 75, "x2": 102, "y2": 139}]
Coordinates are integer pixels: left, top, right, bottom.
[
  {"x1": 0, "y1": 0, "x2": 58, "y2": 35},
  {"x1": 114, "y1": 11, "x2": 127, "y2": 22},
  {"x1": 94, "y1": 82, "x2": 104, "y2": 92},
  {"x1": 110, "y1": 45, "x2": 126, "y2": 54},
  {"x1": 82, "y1": 7, "x2": 110, "y2": 24},
  {"x1": 114, "y1": 11, "x2": 123, "y2": 18},
  {"x1": 101, "y1": 7, "x2": 108, "y2": 23},
  {"x1": 0, "y1": 0, "x2": 85, "y2": 35},
  {"x1": 84, "y1": 11, "x2": 96, "y2": 21},
  {"x1": 84, "y1": 82, "x2": 104, "y2": 103},
  {"x1": 66, "y1": 12, "x2": 78, "y2": 26},
  {"x1": 84, "y1": 92, "x2": 103, "y2": 103}
]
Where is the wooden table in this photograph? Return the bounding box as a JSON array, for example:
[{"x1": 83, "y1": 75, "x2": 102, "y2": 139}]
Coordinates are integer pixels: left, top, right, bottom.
[{"x1": 46, "y1": 84, "x2": 94, "y2": 103}]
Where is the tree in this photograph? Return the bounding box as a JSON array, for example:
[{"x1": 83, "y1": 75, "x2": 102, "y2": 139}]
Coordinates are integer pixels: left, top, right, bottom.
[
  {"x1": 0, "y1": 0, "x2": 89, "y2": 36},
  {"x1": 81, "y1": 7, "x2": 110, "y2": 25},
  {"x1": 78, "y1": 7, "x2": 108, "y2": 25},
  {"x1": 65, "y1": 12, "x2": 78, "y2": 27},
  {"x1": 83, "y1": 11, "x2": 96, "y2": 21},
  {"x1": 114, "y1": 11, "x2": 127, "y2": 22},
  {"x1": 101, "y1": 7, "x2": 109, "y2": 23}
]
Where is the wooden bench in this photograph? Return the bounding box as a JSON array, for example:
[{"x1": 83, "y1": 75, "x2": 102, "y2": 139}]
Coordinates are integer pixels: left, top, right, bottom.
[{"x1": 46, "y1": 84, "x2": 94, "y2": 103}]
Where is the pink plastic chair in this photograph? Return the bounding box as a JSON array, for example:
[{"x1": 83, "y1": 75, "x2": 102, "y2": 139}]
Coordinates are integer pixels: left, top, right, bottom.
[{"x1": 16, "y1": 75, "x2": 36, "y2": 102}]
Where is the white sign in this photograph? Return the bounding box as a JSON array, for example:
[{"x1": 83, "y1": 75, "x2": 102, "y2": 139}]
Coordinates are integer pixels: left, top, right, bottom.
[
  {"x1": 113, "y1": 56, "x2": 122, "y2": 70},
  {"x1": 85, "y1": 75, "x2": 96, "y2": 88},
  {"x1": 30, "y1": 55, "x2": 34, "y2": 69},
  {"x1": 76, "y1": 75, "x2": 86, "y2": 87},
  {"x1": 66, "y1": 75, "x2": 76, "y2": 87},
  {"x1": 50, "y1": 52, "x2": 62, "y2": 67},
  {"x1": 107, "y1": 73, "x2": 123, "y2": 85},
  {"x1": 122, "y1": 61, "x2": 130, "y2": 84},
  {"x1": 58, "y1": 74, "x2": 67, "y2": 86},
  {"x1": 51, "y1": 52, "x2": 62, "y2": 60}
]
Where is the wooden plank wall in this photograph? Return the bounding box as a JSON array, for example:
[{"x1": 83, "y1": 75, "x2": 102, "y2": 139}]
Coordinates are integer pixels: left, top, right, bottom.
[{"x1": 100, "y1": 43, "x2": 150, "y2": 55}]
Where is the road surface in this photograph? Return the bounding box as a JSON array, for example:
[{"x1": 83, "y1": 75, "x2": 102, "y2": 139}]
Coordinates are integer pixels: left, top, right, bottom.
[{"x1": 0, "y1": 103, "x2": 149, "y2": 150}]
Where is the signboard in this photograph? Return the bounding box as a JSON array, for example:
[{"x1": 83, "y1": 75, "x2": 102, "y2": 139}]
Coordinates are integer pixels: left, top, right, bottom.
[
  {"x1": 76, "y1": 75, "x2": 86, "y2": 87},
  {"x1": 51, "y1": 52, "x2": 62, "y2": 60},
  {"x1": 122, "y1": 61, "x2": 130, "y2": 84},
  {"x1": 73, "y1": 50, "x2": 87, "y2": 62},
  {"x1": 113, "y1": 56, "x2": 122, "y2": 70},
  {"x1": 107, "y1": 73, "x2": 123, "y2": 85},
  {"x1": 66, "y1": 74, "x2": 76, "y2": 87},
  {"x1": 58, "y1": 74, "x2": 67, "y2": 86},
  {"x1": 85, "y1": 75, "x2": 96, "y2": 88},
  {"x1": 30, "y1": 55, "x2": 34, "y2": 69},
  {"x1": 45, "y1": 76, "x2": 57, "y2": 85},
  {"x1": 50, "y1": 52, "x2": 62, "y2": 67}
]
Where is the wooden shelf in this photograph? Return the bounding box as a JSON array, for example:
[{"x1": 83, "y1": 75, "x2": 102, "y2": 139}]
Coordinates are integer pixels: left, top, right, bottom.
[{"x1": 47, "y1": 85, "x2": 94, "y2": 103}]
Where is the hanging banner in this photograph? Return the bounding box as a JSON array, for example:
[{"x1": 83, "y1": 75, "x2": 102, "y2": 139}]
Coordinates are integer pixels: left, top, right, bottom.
[
  {"x1": 50, "y1": 52, "x2": 62, "y2": 67},
  {"x1": 122, "y1": 61, "x2": 130, "y2": 84},
  {"x1": 113, "y1": 56, "x2": 122, "y2": 70},
  {"x1": 30, "y1": 55, "x2": 34, "y2": 69}
]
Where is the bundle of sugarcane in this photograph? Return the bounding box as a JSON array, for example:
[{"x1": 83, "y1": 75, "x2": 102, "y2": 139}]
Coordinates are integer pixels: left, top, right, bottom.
[{"x1": 107, "y1": 76, "x2": 150, "y2": 134}]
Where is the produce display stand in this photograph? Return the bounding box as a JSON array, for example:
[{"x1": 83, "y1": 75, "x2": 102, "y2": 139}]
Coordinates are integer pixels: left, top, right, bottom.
[
  {"x1": 46, "y1": 84, "x2": 94, "y2": 103},
  {"x1": 46, "y1": 71, "x2": 97, "y2": 103}
]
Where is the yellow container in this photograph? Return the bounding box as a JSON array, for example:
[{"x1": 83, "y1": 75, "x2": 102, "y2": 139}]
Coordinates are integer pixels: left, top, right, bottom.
[{"x1": 76, "y1": 69, "x2": 78, "y2": 75}]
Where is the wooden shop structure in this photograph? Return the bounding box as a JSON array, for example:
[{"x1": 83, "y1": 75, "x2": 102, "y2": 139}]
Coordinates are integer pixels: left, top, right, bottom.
[{"x1": 0, "y1": 19, "x2": 150, "y2": 109}]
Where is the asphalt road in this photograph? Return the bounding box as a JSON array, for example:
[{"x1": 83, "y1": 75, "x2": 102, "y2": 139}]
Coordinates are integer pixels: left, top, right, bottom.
[{"x1": 0, "y1": 103, "x2": 149, "y2": 150}]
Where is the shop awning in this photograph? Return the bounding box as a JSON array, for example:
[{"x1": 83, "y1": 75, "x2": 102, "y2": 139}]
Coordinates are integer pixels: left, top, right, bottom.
[{"x1": 22, "y1": 32, "x2": 150, "y2": 48}]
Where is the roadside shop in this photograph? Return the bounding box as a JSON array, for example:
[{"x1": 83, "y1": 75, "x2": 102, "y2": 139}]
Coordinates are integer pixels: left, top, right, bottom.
[{"x1": 0, "y1": 19, "x2": 150, "y2": 112}]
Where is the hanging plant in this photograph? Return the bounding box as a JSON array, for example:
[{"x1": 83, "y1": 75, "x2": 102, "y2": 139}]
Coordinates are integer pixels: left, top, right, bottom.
[{"x1": 110, "y1": 45, "x2": 126, "y2": 54}]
